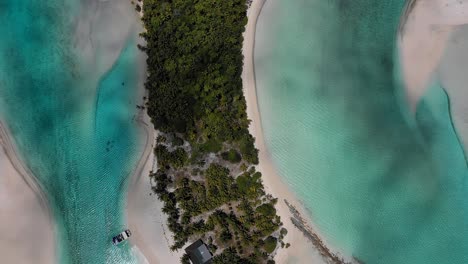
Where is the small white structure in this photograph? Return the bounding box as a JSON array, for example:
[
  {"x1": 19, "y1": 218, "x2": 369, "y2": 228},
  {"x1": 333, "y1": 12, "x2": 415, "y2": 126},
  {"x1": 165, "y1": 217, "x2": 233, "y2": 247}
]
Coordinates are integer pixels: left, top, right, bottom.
[{"x1": 112, "y1": 229, "x2": 132, "y2": 246}]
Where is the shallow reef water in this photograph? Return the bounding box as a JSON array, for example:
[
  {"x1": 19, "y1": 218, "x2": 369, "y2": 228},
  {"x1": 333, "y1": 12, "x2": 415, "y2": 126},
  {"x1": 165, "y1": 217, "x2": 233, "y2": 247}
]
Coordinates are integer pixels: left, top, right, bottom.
[
  {"x1": 255, "y1": 1, "x2": 468, "y2": 263},
  {"x1": 0, "y1": 1, "x2": 145, "y2": 263}
]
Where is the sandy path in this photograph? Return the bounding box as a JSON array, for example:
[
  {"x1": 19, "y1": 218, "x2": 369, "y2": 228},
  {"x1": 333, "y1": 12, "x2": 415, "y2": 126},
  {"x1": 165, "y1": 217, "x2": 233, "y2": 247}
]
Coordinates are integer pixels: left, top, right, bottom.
[{"x1": 0, "y1": 122, "x2": 56, "y2": 264}]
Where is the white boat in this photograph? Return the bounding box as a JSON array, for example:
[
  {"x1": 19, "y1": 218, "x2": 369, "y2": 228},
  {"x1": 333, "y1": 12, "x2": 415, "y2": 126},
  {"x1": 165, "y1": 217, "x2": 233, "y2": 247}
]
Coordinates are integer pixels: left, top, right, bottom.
[{"x1": 112, "y1": 229, "x2": 132, "y2": 246}]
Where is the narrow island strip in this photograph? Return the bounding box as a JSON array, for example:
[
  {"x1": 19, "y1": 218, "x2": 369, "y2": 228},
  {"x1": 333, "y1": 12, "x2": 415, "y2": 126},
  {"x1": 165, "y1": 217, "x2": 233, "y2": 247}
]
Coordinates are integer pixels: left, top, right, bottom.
[
  {"x1": 136, "y1": 0, "x2": 359, "y2": 263},
  {"x1": 140, "y1": 0, "x2": 284, "y2": 262}
]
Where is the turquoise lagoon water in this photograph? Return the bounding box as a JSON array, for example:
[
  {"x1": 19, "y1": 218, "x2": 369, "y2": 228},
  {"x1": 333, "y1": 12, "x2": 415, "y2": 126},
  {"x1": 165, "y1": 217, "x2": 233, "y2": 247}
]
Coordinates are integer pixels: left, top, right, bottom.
[
  {"x1": 255, "y1": 1, "x2": 468, "y2": 263},
  {"x1": 0, "y1": 1, "x2": 144, "y2": 263}
]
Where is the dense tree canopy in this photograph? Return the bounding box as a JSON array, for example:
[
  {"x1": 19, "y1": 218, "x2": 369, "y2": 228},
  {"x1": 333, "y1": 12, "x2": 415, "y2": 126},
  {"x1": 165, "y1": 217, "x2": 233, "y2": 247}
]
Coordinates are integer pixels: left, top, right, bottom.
[
  {"x1": 142, "y1": 0, "x2": 252, "y2": 145},
  {"x1": 142, "y1": 0, "x2": 283, "y2": 263}
]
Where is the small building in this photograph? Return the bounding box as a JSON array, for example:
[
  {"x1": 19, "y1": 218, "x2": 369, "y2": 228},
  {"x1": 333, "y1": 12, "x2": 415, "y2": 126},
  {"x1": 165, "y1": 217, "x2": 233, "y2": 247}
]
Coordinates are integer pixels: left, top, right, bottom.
[{"x1": 184, "y1": 239, "x2": 213, "y2": 264}]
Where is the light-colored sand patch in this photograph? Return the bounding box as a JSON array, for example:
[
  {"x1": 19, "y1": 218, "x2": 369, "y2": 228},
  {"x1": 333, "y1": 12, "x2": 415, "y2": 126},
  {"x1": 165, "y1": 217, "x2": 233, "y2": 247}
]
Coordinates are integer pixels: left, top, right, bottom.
[
  {"x1": 0, "y1": 123, "x2": 55, "y2": 264},
  {"x1": 125, "y1": 89, "x2": 184, "y2": 264},
  {"x1": 399, "y1": 0, "x2": 468, "y2": 110},
  {"x1": 437, "y1": 25, "x2": 468, "y2": 152},
  {"x1": 74, "y1": 0, "x2": 142, "y2": 77}
]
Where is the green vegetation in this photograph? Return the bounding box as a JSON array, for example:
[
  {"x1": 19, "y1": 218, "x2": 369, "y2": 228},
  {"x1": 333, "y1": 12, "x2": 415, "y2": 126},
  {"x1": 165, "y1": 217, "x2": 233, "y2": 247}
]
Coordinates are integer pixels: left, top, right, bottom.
[
  {"x1": 142, "y1": 0, "x2": 253, "y2": 146},
  {"x1": 181, "y1": 254, "x2": 191, "y2": 264},
  {"x1": 264, "y1": 236, "x2": 278, "y2": 254},
  {"x1": 157, "y1": 134, "x2": 167, "y2": 143},
  {"x1": 142, "y1": 0, "x2": 283, "y2": 262},
  {"x1": 212, "y1": 247, "x2": 253, "y2": 264},
  {"x1": 173, "y1": 135, "x2": 184, "y2": 147},
  {"x1": 155, "y1": 145, "x2": 188, "y2": 169},
  {"x1": 222, "y1": 149, "x2": 242, "y2": 163}
]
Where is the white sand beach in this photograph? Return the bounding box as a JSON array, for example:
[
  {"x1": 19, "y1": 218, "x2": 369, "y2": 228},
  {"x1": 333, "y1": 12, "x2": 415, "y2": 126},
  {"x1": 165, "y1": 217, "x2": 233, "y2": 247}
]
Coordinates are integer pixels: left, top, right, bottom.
[
  {"x1": 125, "y1": 109, "x2": 184, "y2": 264},
  {"x1": 124, "y1": 2, "x2": 184, "y2": 258},
  {"x1": 242, "y1": 1, "x2": 350, "y2": 263},
  {"x1": 0, "y1": 122, "x2": 55, "y2": 264}
]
